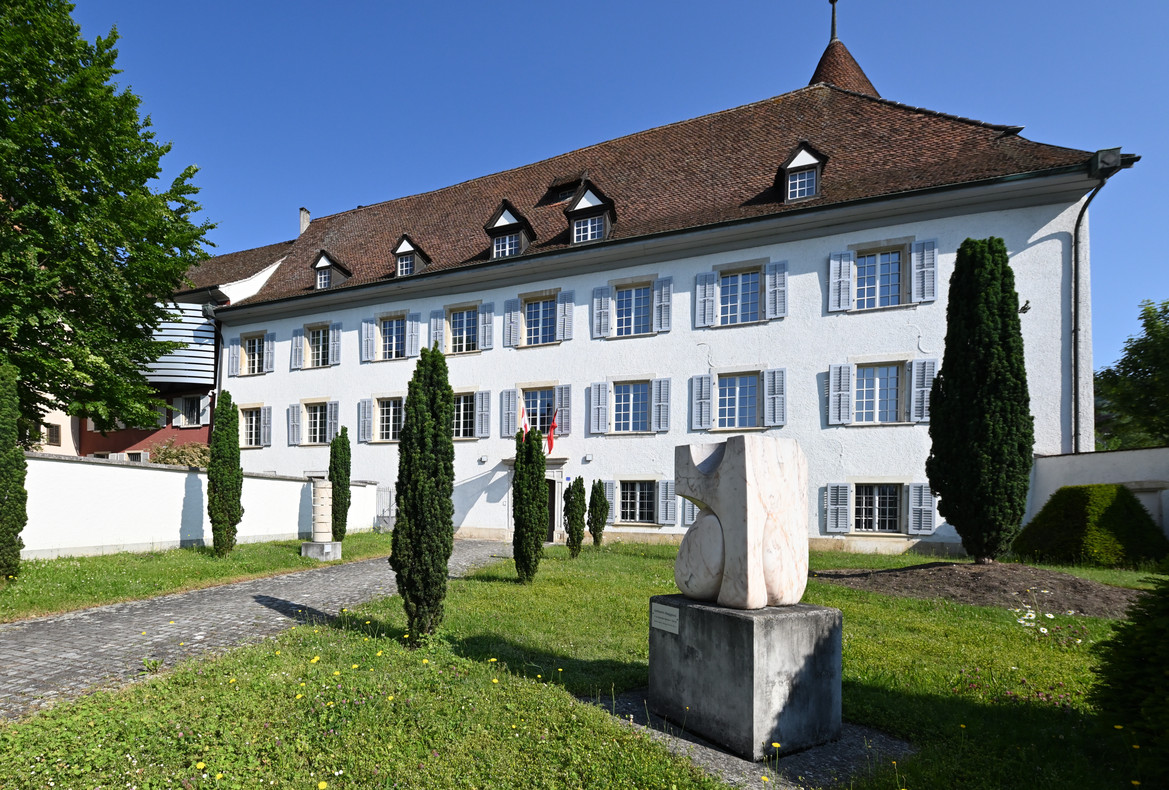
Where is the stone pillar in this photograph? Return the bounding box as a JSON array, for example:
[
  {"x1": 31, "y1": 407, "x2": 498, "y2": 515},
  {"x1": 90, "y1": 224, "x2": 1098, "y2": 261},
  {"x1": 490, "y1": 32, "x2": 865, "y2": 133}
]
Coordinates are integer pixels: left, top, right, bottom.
[{"x1": 301, "y1": 479, "x2": 342, "y2": 560}]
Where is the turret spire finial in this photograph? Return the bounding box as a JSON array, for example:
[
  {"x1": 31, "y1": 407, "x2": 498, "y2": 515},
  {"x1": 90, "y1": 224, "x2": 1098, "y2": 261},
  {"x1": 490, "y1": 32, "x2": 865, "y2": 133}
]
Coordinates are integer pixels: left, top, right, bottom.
[{"x1": 830, "y1": 0, "x2": 838, "y2": 41}]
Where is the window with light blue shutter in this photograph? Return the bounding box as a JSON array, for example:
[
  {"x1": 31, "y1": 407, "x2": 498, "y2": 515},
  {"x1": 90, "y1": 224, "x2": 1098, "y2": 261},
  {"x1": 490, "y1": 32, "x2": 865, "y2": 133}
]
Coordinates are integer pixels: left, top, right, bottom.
[
  {"x1": 429, "y1": 311, "x2": 444, "y2": 351},
  {"x1": 503, "y1": 299, "x2": 521, "y2": 347},
  {"x1": 361, "y1": 319, "x2": 376, "y2": 362},
  {"x1": 475, "y1": 390, "x2": 491, "y2": 439},
  {"x1": 590, "y1": 382, "x2": 609, "y2": 434},
  {"x1": 603, "y1": 480, "x2": 616, "y2": 524},
  {"x1": 263, "y1": 333, "x2": 275, "y2": 373},
  {"x1": 554, "y1": 385, "x2": 571, "y2": 435},
  {"x1": 287, "y1": 405, "x2": 301, "y2": 446},
  {"x1": 479, "y1": 303, "x2": 494, "y2": 350},
  {"x1": 825, "y1": 484, "x2": 850, "y2": 533},
  {"x1": 290, "y1": 328, "x2": 304, "y2": 370},
  {"x1": 501, "y1": 389, "x2": 518, "y2": 437},
  {"x1": 227, "y1": 337, "x2": 240, "y2": 377},
  {"x1": 406, "y1": 313, "x2": 421, "y2": 357},
  {"x1": 765, "y1": 261, "x2": 788, "y2": 319},
  {"x1": 690, "y1": 374, "x2": 712, "y2": 430},
  {"x1": 260, "y1": 406, "x2": 272, "y2": 447},
  {"x1": 763, "y1": 368, "x2": 786, "y2": 426},
  {"x1": 651, "y1": 378, "x2": 670, "y2": 432},
  {"x1": 908, "y1": 484, "x2": 937, "y2": 534},
  {"x1": 326, "y1": 401, "x2": 339, "y2": 442},
  {"x1": 358, "y1": 399, "x2": 373, "y2": 443},
  {"x1": 683, "y1": 499, "x2": 698, "y2": 526},
  {"x1": 910, "y1": 358, "x2": 938, "y2": 422},
  {"x1": 911, "y1": 240, "x2": 938, "y2": 303},
  {"x1": 694, "y1": 272, "x2": 716, "y2": 327},
  {"x1": 328, "y1": 322, "x2": 342, "y2": 366},
  {"x1": 658, "y1": 480, "x2": 676, "y2": 525},
  {"x1": 652, "y1": 277, "x2": 672, "y2": 332},
  {"x1": 556, "y1": 291, "x2": 574, "y2": 341},
  {"x1": 591, "y1": 286, "x2": 611, "y2": 338},
  {"x1": 828, "y1": 252, "x2": 854, "y2": 312},
  {"x1": 828, "y1": 364, "x2": 853, "y2": 424}
]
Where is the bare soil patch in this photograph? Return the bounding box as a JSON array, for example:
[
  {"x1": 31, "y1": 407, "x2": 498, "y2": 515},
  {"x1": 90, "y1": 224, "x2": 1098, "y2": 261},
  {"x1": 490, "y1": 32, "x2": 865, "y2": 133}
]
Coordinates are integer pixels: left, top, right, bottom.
[{"x1": 812, "y1": 561, "x2": 1142, "y2": 619}]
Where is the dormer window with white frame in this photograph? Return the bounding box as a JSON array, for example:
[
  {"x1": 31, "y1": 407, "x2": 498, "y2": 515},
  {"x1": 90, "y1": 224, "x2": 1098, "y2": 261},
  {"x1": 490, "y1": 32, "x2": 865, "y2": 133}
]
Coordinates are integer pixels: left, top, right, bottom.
[
  {"x1": 392, "y1": 235, "x2": 429, "y2": 277},
  {"x1": 564, "y1": 180, "x2": 615, "y2": 245},
  {"x1": 316, "y1": 267, "x2": 331, "y2": 289},
  {"x1": 779, "y1": 144, "x2": 825, "y2": 203},
  {"x1": 484, "y1": 200, "x2": 533, "y2": 260},
  {"x1": 311, "y1": 250, "x2": 349, "y2": 290}
]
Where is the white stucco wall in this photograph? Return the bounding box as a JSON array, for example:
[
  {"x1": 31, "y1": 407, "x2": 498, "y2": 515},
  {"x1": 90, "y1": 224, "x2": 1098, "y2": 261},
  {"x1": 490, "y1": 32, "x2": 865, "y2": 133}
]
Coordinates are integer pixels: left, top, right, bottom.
[
  {"x1": 1030, "y1": 447, "x2": 1169, "y2": 536},
  {"x1": 21, "y1": 453, "x2": 379, "y2": 559},
  {"x1": 215, "y1": 195, "x2": 1088, "y2": 548}
]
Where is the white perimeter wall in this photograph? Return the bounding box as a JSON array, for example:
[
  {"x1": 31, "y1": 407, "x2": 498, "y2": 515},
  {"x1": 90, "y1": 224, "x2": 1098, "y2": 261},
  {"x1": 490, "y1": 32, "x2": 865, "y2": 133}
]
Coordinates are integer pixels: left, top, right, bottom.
[
  {"x1": 1030, "y1": 447, "x2": 1169, "y2": 536},
  {"x1": 21, "y1": 453, "x2": 379, "y2": 559}
]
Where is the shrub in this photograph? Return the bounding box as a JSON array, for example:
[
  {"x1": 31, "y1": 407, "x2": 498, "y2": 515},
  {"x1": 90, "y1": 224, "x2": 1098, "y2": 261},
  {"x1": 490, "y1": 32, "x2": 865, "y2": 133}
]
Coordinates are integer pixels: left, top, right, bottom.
[
  {"x1": 512, "y1": 429, "x2": 546, "y2": 583},
  {"x1": 206, "y1": 391, "x2": 243, "y2": 557},
  {"x1": 563, "y1": 477, "x2": 586, "y2": 558},
  {"x1": 1013, "y1": 484, "x2": 1168, "y2": 568},
  {"x1": 1090, "y1": 574, "x2": 1169, "y2": 785},
  {"x1": 329, "y1": 426, "x2": 351, "y2": 542},
  {"x1": 0, "y1": 361, "x2": 27, "y2": 579},
  {"x1": 588, "y1": 479, "x2": 609, "y2": 547},
  {"x1": 390, "y1": 346, "x2": 455, "y2": 641},
  {"x1": 148, "y1": 437, "x2": 210, "y2": 467}
]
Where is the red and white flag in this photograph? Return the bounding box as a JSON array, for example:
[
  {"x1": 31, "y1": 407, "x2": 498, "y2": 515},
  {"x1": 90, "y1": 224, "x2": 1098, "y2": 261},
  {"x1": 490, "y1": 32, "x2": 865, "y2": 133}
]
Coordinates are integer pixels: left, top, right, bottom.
[
  {"x1": 518, "y1": 398, "x2": 530, "y2": 439},
  {"x1": 546, "y1": 409, "x2": 558, "y2": 455}
]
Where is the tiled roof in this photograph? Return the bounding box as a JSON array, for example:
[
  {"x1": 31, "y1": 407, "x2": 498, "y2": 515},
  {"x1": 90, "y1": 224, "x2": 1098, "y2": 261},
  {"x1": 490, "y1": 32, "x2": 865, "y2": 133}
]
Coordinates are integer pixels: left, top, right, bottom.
[
  {"x1": 181, "y1": 239, "x2": 294, "y2": 293},
  {"x1": 809, "y1": 39, "x2": 879, "y2": 97},
  {"x1": 193, "y1": 51, "x2": 1093, "y2": 310}
]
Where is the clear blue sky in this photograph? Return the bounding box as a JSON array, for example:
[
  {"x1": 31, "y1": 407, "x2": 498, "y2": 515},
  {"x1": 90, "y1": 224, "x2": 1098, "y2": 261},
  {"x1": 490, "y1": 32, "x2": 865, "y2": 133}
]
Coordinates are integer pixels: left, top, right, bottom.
[{"x1": 72, "y1": 0, "x2": 1167, "y2": 372}]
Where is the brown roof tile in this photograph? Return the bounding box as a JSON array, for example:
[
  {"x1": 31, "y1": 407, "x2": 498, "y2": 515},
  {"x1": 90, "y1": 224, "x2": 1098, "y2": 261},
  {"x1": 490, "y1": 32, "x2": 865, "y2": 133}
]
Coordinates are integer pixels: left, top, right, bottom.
[
  {"x1": 809, "y1": 39, "x2": 879, "y2": 97},
  {"x1": 181, "y1": 239, "x2": 294, "y2": 294},
  {"x1": 199, "y1": 83, "x2": 1092, "y2": 309}
]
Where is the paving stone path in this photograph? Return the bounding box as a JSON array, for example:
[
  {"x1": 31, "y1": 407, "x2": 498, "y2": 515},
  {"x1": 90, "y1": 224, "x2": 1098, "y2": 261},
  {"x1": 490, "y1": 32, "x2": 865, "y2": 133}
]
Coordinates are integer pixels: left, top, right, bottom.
[{"x1": 0, "y1": 539, "x2": 512, "y2": 722}]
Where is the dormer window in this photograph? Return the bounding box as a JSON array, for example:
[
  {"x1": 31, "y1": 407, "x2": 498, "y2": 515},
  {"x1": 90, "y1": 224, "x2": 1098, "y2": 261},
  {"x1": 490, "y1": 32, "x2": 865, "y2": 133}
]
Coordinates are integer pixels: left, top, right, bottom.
[
  {"x1": 311, "y1": 250, "x2": 349, "y2": 290},
  {"x1": 484, "y1": 200, "x2": 534, "y2": 260},
  {"x1": 564, "y1": 180, "x2": 615, "y2": 245},
  {"x1": 392, "y1": 234, "x2": 430, "y2": 277},
  {"x1": 779, "y1": 144, "x2": 826, "y2": 203},
  {"x1": 397, "y1": 254, "x2": 415, "y2": 276},
  {"x1": 316, "y1": 267, "x2": 331, "y2": 289}
]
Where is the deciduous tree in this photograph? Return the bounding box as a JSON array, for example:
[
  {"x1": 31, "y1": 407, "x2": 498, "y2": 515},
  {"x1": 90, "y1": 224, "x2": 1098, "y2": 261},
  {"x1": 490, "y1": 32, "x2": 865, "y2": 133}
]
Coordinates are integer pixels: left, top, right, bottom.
[
  {"x1": 926, "y1": 237, "x2": 1033, "y2": 563},
  {"x1": 1095, "y1": 299, "x2": 1169, "y2": 449},
  {"x1": 207, "y1": 391, "x2": 242, "y2": 557},
  {"x1": 0, "y1": 1, "x2": 212, "y2": 443}
]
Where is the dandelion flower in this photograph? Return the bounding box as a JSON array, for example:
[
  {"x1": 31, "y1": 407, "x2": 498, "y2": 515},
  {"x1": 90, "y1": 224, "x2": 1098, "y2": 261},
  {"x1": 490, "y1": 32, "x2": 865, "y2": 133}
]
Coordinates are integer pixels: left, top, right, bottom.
[
  {"x1": 341, "y1": 608, "x2": 347, "y2": 612},
  {"x1": 229, "y1": 678, "x2": 236, "y2": 684},
  {"x1": 772, "y1": 742, "x2": 780, "y2": 748},
  {"x1": 170, "y1": 621, "x2": 175, "y2": 624},
  {"x1": 216, "y1": 773, "x2": 223, "y2": 779},
  {"x1": 319, "y1": 783, "x2": 328, "y2": 790},
  {"x1": 492, "y1": 679, "x2": 499, "y2": 684},
  {"x1": 1133, "y1": 744, "x2": 1140, "y2": 749},
  {"x1": 311, "y1": 656, "x2": 320, "y2": 664},
  {"x1": 422, "y1": 659, "x2": 429, "y2": 665},
  {"x1": 960, "y1": 724, "x2": 966, "y2": 729},
  {"x1": 1115, "y1": 725, "x2": 1125, "y2": 730},
  {"x1": 275, "y1": 651, "x2": 280, "y2": 655},
  {"x1": 488, "y1": 658, "x2": 497, "y2": 662},
  {"x1": 196, "y1": 762, "x2": 206, "y2": 770},
  {"x1": 762, "y1": 777, "x2": 769, "y2": 783},
  {"x1": 365, "y1": 620, "x2": 370, "y2": 624},
  {"x1": 333, "y1": 671, "x2": 341, "y2": 676},
  {"x1": 299, "y1": 682, "x2": 305, "y2": 687},
  {"x1": 141, "y1": 631, "x2": 146, "y2": 635},
  {"x1": 377, "y1": 651, "x2": 383, "y2": 656},
  {"x1": 296, "y1": 694, "x2": 303, "y2": 699},
  {"x1": 352, "y1": 664, "x2": 359, "y2": 669},
  {"x1": 388, "y1": 695, "x2": 394, "y2": 701}
]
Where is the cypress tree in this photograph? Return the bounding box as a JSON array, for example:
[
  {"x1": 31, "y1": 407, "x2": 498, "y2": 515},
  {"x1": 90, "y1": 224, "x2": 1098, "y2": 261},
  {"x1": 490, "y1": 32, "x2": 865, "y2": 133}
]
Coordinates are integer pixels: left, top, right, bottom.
[
  {"x1": 588, "y1": 479, "x2": 609, "y2": 547},
  {"x1": 0, "y1": 361, "x2": 27, "y2": 580},
  {"x1": 563, "y1": 477, "x2": 586, "y2": 558},
  {"x1": 329, "y1": 426, "x2": 351, "y2": 542},
  {"x1": 390, "y1": 346, "x2": 455, "y2": 641},
  {"x1": 207, "y1": 390, "x2": 244, "y2": 557},
  {"x1": 926, "y1": 237, "x2": 1034, "y2": 563},
  {"x1": 512, "y1": 429, "x2": 546, "y2": 583}
]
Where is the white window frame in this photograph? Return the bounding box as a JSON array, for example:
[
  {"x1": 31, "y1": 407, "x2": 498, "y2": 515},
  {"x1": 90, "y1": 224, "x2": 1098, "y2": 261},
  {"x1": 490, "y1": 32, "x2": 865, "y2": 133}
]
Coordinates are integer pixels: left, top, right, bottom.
[
  {"x1": 241, "y1": 333, "x2": 265, "y2": 375},
  {"x1": 573, "y1": 215, "x2": 605, "y2": 244},
  {"x1": 380, "y1": 314, "x2": 407, "y2": 360},
  {"x1": 448, "y1": 306, "x2": 479, "y2": 354},
  {"x1": 614, "y1": 283, "x2": 653, "y2": 337},
  {"x1": 718, "y1": 269, "x2": 762, "y2": 326},
  {"x1": 854, "y1": 363, "x2": 903, "y2": 424},
  {"x1": 786, "y1": 166, "x2": 817, "y2": 201},
  {"x1": 377, "y1": 397, "x2": 404, "y2": 442},
  {"x1": 306, "y1": 325, "x2": 330, "y2": 368},
  {"x1": 613, "y1": 381, "x2": 651, "y2": 433},
  {"x1": 316, "y1": 267, "x2": 331, "y2": 290},
  {"x1": 305, "y1": 402, "x2": 328, "y2": 445},
  {"x1": 853, "y1": 246, "x2": 907, "y2": 310},
  {"x1": 619, "y1": 480, "x2": 657, "y2": 524},
  {"x1": 854, "y1": 483, "x2": 903, "y2": 533},
  {"x1": 694, "y1": 261, "x2": 786, "y2": 329},
  {"x1": 44, "y1": 423, "x2": 62, "y2": 446},
  {"x1": 523, "y1": 296, "x2": 558, "y2": 346},
  {"x1": 493, "y1": 233, "x2": 520, "y2": 259},
  {"x1": 397, "y1": 253, "x2": 414, "y2": 277},
  {"x1": 522, "y1": 387, "x2": 556, "y2": 435},
  {"x1": 452, "y1": 392, "x2": 476, "y2": 439},
  {"x1": 716, "y1": 372, "x2": 761, "y2": 429},
  {"x1": 829, "y1": 240, "x2": 937, "y2": 313},
  {"x1": 241, "y1": 407, "x2": 263, "y2": 448}
]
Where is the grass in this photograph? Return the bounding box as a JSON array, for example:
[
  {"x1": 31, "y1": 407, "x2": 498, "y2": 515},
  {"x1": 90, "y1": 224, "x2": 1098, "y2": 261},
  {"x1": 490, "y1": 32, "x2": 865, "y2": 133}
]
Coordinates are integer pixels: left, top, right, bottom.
[
  {"x1": 1, "y1": 542, "x2": 1163, "y2": 788},
  {"x1": 0, "y1": 531, "x2": 395, "y2": 623}
]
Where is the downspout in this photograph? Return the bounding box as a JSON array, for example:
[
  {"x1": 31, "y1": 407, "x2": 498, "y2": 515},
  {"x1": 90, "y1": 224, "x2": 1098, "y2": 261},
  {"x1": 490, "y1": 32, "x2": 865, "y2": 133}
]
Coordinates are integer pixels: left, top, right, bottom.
[{"x1": 1072, "y1": 148, "x2": 1138, "y2": 453}]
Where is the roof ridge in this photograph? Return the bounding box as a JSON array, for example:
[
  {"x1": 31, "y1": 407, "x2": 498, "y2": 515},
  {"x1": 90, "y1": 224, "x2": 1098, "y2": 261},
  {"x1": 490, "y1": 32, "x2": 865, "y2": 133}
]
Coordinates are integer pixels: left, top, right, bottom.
[{"x1": 814, "y1": 82, "x2": 1024, "y2": 134}]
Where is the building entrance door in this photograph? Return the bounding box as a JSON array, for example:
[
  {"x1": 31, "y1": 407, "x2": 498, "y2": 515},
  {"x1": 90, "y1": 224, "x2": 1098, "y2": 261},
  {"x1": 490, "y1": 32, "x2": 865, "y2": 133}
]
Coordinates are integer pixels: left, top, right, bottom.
[{"x1": 546, "y1": 479, "x2": 556, "y2": 543}]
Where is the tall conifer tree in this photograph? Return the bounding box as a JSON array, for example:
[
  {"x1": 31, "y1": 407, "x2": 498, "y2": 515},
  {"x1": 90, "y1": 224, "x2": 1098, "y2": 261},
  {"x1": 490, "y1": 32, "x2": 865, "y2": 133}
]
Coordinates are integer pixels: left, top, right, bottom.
[
  {"x1": 563, "y1": 477, "x2": 586, "y2": 559},
  {"x1": 512, "y1": 429, "x2": 546, "y2": 582},
  {"x1": 926, "y1": 237, "x2": 1033, "y2": 562},
  {"x1": 207, "y1": 391, "x2": 243, "y2": 557},
  {"x1": 390, "y1": 346, "x2": 455, "y2": 641},
  {"x1": 0, "y1": 361, "x2": 27, "y2": 579},
  {"x1": 329, "y1": 426, "x2": 351, "y2": 541}
]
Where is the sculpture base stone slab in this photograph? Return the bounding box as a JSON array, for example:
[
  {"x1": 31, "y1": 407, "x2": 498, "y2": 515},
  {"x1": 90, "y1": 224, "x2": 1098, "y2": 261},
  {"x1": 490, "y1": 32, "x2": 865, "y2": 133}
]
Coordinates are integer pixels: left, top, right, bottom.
[
  {"x1": 300, "y1": 541, "x2": 342, "y2": 561},
  {"x1": 648, "y1": 594, "x2": 842, "y2": 761}
]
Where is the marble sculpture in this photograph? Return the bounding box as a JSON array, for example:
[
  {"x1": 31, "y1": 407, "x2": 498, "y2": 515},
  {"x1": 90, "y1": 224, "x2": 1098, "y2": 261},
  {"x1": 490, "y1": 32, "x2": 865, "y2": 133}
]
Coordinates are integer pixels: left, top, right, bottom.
[{"x1": 674, "y1": 435, "x2": 809, "y2": 609}]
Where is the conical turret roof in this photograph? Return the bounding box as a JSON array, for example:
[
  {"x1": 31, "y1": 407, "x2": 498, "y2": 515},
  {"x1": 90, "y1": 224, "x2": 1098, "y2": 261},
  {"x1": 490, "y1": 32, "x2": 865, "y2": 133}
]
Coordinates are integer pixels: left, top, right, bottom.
[{"x1": 809, "y1": 38, "x2": 879, "y2": 98}]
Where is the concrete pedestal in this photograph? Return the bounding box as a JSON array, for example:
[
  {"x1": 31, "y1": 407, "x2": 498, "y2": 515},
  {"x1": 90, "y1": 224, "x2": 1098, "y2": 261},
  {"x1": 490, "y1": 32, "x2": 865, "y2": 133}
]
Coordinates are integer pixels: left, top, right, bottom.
[
  {"x1": 300, "y1": 541, "x2": 342, "y2": 561},
  {"x1": 648, "y1": 594, "x2": 842, "y2": 760}
]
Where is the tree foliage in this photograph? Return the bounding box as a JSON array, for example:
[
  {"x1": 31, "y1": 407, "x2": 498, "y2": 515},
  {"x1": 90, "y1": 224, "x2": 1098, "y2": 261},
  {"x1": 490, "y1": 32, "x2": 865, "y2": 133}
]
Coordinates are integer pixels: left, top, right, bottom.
[
  {"x1": 206, "y1": 391, "x2": 243, "y2": 557},
  {"x1": 926, "y1": 237, "x2": 1034, "y2": 563},
  {"x1": 512, "y1": 429, "x2": 547, "y2": 582},
  {"x1": 390, "y1": 346, "x2": 454, "y2": 642},
  {"x1": 563, "y1": 477, "x2": 586, "y2": 559},
  {"x1": 587, "y1": 479, "x2": 609, "y2": 547},
  {"x1": 0, "y1": 360, "x2": 27, "y2": 579},
  {"x1": 1095, "y1": 299, "x2": 1169, "y2": 449},
  {"x1": 329, "y1": 426, "x2": 351, "y2": 542},
  {"x1": 146, "y1": 437, "x2": 210, "y2": 468},
  {"x1": 0, "y1": 1, "x2": 212, "y2": 443}
]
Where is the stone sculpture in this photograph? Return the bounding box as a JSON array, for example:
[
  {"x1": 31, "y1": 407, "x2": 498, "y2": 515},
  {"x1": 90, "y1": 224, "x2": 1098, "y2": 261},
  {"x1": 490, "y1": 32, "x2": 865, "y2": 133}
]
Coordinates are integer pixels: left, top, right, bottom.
[{"x1": 673, "y1": 435, "x2": 808, "y2": 609}]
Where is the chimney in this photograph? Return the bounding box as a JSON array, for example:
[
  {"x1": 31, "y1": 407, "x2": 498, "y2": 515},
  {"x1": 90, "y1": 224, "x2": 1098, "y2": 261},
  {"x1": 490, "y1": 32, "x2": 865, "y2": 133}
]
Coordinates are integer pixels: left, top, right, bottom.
[{"x1": 299, "y1": 207, "x2": 311, "y2": 236}]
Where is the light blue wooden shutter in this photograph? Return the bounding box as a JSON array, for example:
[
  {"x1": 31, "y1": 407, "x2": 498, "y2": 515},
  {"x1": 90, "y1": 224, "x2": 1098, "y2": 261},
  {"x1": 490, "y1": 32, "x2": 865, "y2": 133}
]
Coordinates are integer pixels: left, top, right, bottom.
[
  {"x1": 690, "y1": 374, "x2": 712, "y2": 430},
  {"x1": 590, "y1": 382, "x2": 609, "y2": 434},
  {"x1": 329, "y1": 322, "x2": 342, "y2": 365},
  {"x1": 554, "y1": 384, "x2": 571, "y2": 435},
  {"x1": 327, "y1": 401, "x2": 339, "y2": 441},
  {"x1": 361, "y1": 318, "x2": 376, "y2": 362},
  {"x1": 358, "y1": 399, "x2": 373, "y2": 443},
  {"x1": 429, "y1": 310, "x2": 444, "y2": 351},
  {"x1": 503, "y1": 299, "x2": 520, "y2": 347},
  {"x1": 828, "y1": 364, "x2": 853, "y2": 425},
  {"x1": 908, "y1": 484, "x2": 937, "y2": 535},
  {"x1": 556, "y1": 291, "x2": 574, "y2": 341},
  {"x1": 260, "y1": 406, "x2": 272, "y2": 447},
  {"x1": 765, "y1": 261, "x2": 788, "y2": 319},
  {"x1": 694, "y1": 272, "x2": 717, "y2": 327},
  {"x1": 604, "y1": 480, "x2": 616, "y2": 524},
  {"x1": 227, "y1": 337, "x2": 240, "y2": 377},
  {"x1": 828, "y1": 252, "x2": 854, "y2": 312},
  {"x1": 651, "y1": 378, "x2": 670, "y2": 432},
  {"x1": 263, "y1": 332, "x2": 275, "y2": 373},
  {"x1": 825, "y1": 484, "x2": 850, "y2": 533},
  {"x1": 475, "y1": 390, "x2": 491, "y2": 439},
  {"x1": 652, "y1": 277, "x2": 672, "y2": 332},
  {"x1": 763, "y1": 368, "x2": 786, "y2": 427},
  {"x1": 591, "y1": 286, "x2": 611, "y2": 338},
  {"x1": 479, "y1": 302, "x2": 494, "y2": 350},
  {"x1": 290, "y1": 328, "x2": 304, "y2": 370},
  {"x1": 156, "y1": 403, "x2": 168, "y2": 428},
  {"x1": 910, "y1": 358, "x2": 938, "y2": 422},
  {"x1": 198, "y1": 395, "x2": 211, "y2": 426},
  {"x1": 501, "y1": 389, "x2": 518, "y2": 437},
  {"x1": 287, "y1": 405, "x2": 301, "y2": 446},
  {"x1": 658, "y1": 480, "x2": 676, "y2": 525},
  {"x1": 911, "y1": 240, "x2": 937, "y2": 303},
  {"x1": 406, "y1": 313, "x2": 421, "y2": 357},
  {"x1": 683, "y1": 499, "x2": 698, "y2": 526}
]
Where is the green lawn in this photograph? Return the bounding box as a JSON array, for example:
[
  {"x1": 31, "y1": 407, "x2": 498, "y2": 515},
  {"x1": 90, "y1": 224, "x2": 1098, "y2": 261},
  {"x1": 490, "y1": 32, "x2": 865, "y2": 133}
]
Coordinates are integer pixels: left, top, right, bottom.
[
  {"x1": 0, "y1": 531, "x2": 395, "y2": 623},
  {"x1": 0, "y1": 543, "x2": 1159, "y2": 789}
]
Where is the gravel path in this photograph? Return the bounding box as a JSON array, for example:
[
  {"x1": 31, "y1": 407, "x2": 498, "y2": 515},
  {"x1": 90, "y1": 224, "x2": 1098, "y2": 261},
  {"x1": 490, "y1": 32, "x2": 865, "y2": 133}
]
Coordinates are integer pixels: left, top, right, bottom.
[{"x1": 0, "y1": 539, "x2": 511, "y2": 721}]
